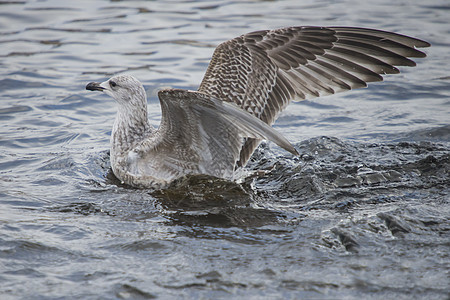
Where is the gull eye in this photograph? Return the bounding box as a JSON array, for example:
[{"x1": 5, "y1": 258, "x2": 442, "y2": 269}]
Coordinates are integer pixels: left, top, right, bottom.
[{"x1": 110, "y1": 80, "x2": 117, "y2": 88}]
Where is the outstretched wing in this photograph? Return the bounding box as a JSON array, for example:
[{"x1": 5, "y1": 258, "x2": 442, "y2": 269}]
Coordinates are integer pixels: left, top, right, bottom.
[
  {"x1": 135, "y1": 89, "x2": 297, "y2": 181},
  {"x1": 198, "y1": 26, "x2": 430, "y2": 166}
]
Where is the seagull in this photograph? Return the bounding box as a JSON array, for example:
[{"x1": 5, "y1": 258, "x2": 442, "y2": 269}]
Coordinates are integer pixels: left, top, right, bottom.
[{"x1": 86, "y1": 26, "x2": 429, "y2": 188}]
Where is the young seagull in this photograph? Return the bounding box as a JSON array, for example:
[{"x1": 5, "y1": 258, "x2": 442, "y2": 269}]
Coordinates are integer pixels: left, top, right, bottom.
[{"x1": 86, "y1": 26, "x2": 430, "y2": 188}]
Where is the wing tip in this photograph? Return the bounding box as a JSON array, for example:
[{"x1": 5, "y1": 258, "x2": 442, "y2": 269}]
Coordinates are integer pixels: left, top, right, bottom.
[{"x1": 415, "y1": 39, "x2": 431, "y2": 49}]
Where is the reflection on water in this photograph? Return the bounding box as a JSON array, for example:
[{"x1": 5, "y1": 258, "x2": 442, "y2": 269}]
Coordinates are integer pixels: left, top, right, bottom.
[{"x1": 1, "y1": 0, "x2": 449, "y2": 299}]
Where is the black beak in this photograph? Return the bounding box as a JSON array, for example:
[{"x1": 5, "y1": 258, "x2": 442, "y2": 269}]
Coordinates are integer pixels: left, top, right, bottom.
[{"x1": 86, "y1": 82, "x2": 105, "y2": 91}]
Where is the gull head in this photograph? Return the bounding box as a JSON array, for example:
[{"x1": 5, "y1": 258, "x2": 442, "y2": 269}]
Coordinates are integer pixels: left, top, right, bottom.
[{"x1": 86, "y1": 74, "x2": 147, "y2": 108}]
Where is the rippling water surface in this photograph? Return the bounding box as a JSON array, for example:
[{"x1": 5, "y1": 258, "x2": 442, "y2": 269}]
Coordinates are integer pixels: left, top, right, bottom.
[{"x1": 1, "y1": 0, "x2": 449, "y2": 299}]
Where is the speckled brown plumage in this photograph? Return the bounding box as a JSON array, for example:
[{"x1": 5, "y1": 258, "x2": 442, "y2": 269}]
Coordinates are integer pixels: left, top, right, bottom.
[{"x1": 198, "y1": 26, "x2": 430, "y2": 167}]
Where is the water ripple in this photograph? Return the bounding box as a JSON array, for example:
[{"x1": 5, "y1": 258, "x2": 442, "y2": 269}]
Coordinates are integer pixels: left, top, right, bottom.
[{"x1": 0, "y1": 1, "x2": 449, "y2": 299}]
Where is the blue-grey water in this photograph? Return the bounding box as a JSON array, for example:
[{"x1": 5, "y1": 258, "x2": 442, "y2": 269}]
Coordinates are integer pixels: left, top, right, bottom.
[{"x1": 1, "y1": 0, "x2": 449, "y2": 299}]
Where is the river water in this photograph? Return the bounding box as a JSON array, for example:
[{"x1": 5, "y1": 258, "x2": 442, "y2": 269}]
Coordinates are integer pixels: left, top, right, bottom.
[{"x1": 1, "y1": 0, "x2": 449, "y2": 299}]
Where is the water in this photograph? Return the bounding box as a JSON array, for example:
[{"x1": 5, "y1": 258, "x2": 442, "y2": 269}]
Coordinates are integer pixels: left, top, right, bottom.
[{"x1": 1, "y1": 0, "x2": 449, "y2": 299}]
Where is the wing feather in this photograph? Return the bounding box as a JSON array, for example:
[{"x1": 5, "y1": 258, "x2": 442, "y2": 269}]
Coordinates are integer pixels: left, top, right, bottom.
[
  {"x1": 136, "y1": 89, "x2": 297, "y2": 181},
  {"x1": 198, "y1": 26, "x2": 429, "y2": 166}
]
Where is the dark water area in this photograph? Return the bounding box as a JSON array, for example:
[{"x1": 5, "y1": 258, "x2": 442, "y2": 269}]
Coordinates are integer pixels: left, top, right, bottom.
[{"x1": 1, "y1": 0, "x2": 449, "y2": 299}]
